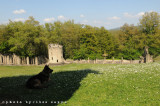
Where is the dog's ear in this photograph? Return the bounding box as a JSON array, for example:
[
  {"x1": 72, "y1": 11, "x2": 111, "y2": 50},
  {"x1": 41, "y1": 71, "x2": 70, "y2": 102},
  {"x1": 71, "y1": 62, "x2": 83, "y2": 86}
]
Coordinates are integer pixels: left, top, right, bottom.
[{"x1": 44, "y1": 65, "x2": 48, "y2": 69}]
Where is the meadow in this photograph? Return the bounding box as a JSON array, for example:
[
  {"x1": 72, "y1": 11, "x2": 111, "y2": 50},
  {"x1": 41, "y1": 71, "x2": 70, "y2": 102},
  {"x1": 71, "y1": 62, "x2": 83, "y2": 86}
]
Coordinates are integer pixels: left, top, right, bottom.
[{"x1": 0, "y1": 63, "x2": 160, "y2": 106}]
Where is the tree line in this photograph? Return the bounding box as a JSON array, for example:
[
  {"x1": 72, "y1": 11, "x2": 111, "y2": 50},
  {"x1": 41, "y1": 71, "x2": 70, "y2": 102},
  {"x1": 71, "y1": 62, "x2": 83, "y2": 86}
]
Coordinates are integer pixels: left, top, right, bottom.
[{"x1": 0, "y1": 12, "x2": 160, "y2": 60}]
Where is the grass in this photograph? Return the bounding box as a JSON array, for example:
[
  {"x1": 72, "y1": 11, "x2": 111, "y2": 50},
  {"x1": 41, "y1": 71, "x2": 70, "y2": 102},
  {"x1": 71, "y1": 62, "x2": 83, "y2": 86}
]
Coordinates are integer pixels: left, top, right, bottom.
[{"x1": 0, "y1": 63, "x2": 160, "y2": 106}]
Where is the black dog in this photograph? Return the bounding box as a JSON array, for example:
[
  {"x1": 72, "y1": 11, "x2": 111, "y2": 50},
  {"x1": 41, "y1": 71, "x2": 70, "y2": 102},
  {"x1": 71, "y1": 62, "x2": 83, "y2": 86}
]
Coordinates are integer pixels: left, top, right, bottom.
[{"x1": 26, "y1": 65, "x2": 53, "y2": 89}]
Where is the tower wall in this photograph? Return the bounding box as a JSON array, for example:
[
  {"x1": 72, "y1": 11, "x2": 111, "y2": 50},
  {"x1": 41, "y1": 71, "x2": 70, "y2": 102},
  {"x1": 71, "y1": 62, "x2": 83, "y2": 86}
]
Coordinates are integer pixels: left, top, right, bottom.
[{"x1": 48, "y1": 44, "x2": 64, "y2": 63}]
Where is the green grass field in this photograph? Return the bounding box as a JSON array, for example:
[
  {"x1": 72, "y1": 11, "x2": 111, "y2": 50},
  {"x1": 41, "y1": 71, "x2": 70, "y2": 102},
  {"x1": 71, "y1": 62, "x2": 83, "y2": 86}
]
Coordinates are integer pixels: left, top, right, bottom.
[{"x1": 0, "y1": 63, "x2": 160, "y2": 106}]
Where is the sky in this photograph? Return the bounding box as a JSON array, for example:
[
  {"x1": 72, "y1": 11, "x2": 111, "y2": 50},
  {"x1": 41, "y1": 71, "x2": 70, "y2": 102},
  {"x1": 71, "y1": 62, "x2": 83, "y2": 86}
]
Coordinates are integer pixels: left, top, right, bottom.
[{"x1": 0, "y1": 0, "x2": 160, "y2": 29}]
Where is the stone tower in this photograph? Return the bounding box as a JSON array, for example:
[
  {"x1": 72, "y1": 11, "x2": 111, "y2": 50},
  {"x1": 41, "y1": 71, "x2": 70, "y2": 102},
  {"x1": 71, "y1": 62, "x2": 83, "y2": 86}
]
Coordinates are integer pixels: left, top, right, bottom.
[{"x1": 48, "y1": 44, "x2": 64, "y2": 64}]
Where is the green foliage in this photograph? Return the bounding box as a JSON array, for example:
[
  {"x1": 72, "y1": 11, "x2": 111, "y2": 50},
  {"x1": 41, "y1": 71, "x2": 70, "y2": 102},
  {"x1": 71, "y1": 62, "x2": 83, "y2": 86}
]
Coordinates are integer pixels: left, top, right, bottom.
[
  {"x1": 116, "y1": 11, "x2": 160, "y2": 59},
  {"x1": 139, "y1": 12, "x2": 160, "y2": 35},
  {"x1": 0, "y1": 42, "x2": 11, "y2": 54},
  {"x1": 3, "y1": 17, "x2": 48, "y2": 57},
  {"x1": 79, "y1": 26, "x2": 100, "y2": 59},
  {"x1": 116, "y1": 24, "x2": 141, "y2": 59},
  {"x1": 154, "y1": 55, "x2": 160, "y2": 62},
  {"x1": 73, "y1": 45, "x2": 88, "y2": 59},
  {"x1": 0, "y1": 12, "x2": 160, "y2": 59},
  {"x1": 97, "y1": 27, "x2": 115, "y2": 58}
]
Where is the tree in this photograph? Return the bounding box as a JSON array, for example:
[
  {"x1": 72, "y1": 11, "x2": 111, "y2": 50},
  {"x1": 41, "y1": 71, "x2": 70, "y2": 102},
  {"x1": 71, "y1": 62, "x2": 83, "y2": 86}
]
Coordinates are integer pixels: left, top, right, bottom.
[
  {"x1": 139, "y1": 12, "x2": 160, "y2": 35},
  {"x1": 139, "y1": 12, "x2": 160, "y2": 57},
  {"x1": 6, "y1": 17, "x2": 48, "y2": 57},
  {"x1": 0, "y1": 14, "x2": 159, "y2": 60},
  {"x1": 61, "y1": 20, "x2": 81, "y2": 59},
  {"x1": 0, "y1": 24, "x2": 11, "y2": 54},
  {"x1": 96, "y1": 27, "x2": 115, "y2": 58},
  {"x1": 77, "y1": 25, "x2": 100, "y2": 59},
  {"x1": 117, "y1": 24, "x2": 141, "y2": 59}
]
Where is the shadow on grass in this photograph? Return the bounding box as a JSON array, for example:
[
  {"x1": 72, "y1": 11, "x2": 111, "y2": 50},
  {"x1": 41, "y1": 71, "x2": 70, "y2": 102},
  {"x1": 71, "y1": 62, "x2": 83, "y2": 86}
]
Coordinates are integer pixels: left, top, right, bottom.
[{"x1": 0, "y1": 69, "x2": 99, "y2": 105}]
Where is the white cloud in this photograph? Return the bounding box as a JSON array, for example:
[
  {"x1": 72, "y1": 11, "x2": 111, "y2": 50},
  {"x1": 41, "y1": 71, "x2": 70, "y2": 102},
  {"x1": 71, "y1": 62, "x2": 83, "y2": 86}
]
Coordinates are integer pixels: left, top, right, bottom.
[
  {"x1": 13, "y1": 9, "x2": 26, "y2": 14},
  {"x1": 123, "y1": 12, "x2": 145, "y2": 18},
  {"x1": 58, "y1": 15, "x2": 66, "y2": 20},
  {"x1": 108, "y1": 16, "x2": 121, "y2": 20},
  {"x1": 14, "y1": 18, "x2": 25, "y2": 22},
  {"x1": 137, "y1": 12, "x2": 145, "y2": 17},
  {"x1": 80, "y1": 14, "x2": 85, "y2": 18},
  {"x1": 44, "y1": 17, "x2": 55, "y2": 22}
]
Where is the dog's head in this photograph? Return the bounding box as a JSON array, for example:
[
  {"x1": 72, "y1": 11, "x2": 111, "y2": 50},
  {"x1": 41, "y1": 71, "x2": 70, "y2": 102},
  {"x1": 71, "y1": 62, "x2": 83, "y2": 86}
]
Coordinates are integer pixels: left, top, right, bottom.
[{"x1": 43, "y1": 65, "x2": 53, "y2": 74}]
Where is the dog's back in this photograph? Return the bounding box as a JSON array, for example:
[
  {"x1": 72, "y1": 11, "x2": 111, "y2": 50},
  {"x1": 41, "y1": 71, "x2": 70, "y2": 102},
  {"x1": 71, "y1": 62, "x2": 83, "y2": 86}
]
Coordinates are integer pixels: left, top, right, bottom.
[
  {"x1": 26, "y1": 74, "x2": 42, "y2": 89},
  {"x1": 26, "y1": 65, "x2": 53, "y2": 89}
]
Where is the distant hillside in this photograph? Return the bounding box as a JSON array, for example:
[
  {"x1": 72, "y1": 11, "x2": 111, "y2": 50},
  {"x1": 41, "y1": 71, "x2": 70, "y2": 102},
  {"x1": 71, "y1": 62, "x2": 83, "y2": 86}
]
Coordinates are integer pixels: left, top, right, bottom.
[
  {"x1": 109, "y1": 26, "x2": 139, "y2": 36},
  {"x1": 109, "y1": 27, "x2": 121, "y2": 37},
  {"x1": 109, "y1": 27, "x2": 121, "y2": 31}
]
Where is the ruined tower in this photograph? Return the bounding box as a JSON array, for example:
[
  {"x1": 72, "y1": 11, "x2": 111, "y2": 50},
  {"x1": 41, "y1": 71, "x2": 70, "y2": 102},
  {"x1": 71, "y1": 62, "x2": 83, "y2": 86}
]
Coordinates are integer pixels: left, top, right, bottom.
[{"x1": 48, "y1": 44, "x2": 64, "y2": 64}]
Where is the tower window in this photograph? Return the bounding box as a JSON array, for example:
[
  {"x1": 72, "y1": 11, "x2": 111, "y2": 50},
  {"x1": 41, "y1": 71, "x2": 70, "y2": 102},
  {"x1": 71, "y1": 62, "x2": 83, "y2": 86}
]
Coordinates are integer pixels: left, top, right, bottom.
[
  {"x1": 11, "y1": 57, "x2": 13, "y2": 63},
  {"x1": 1, "y1": 57, "x2": 3, "y2": 63},
  {"x1": 52, "y1": 57, "x2": 53, "y2": 60}
]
